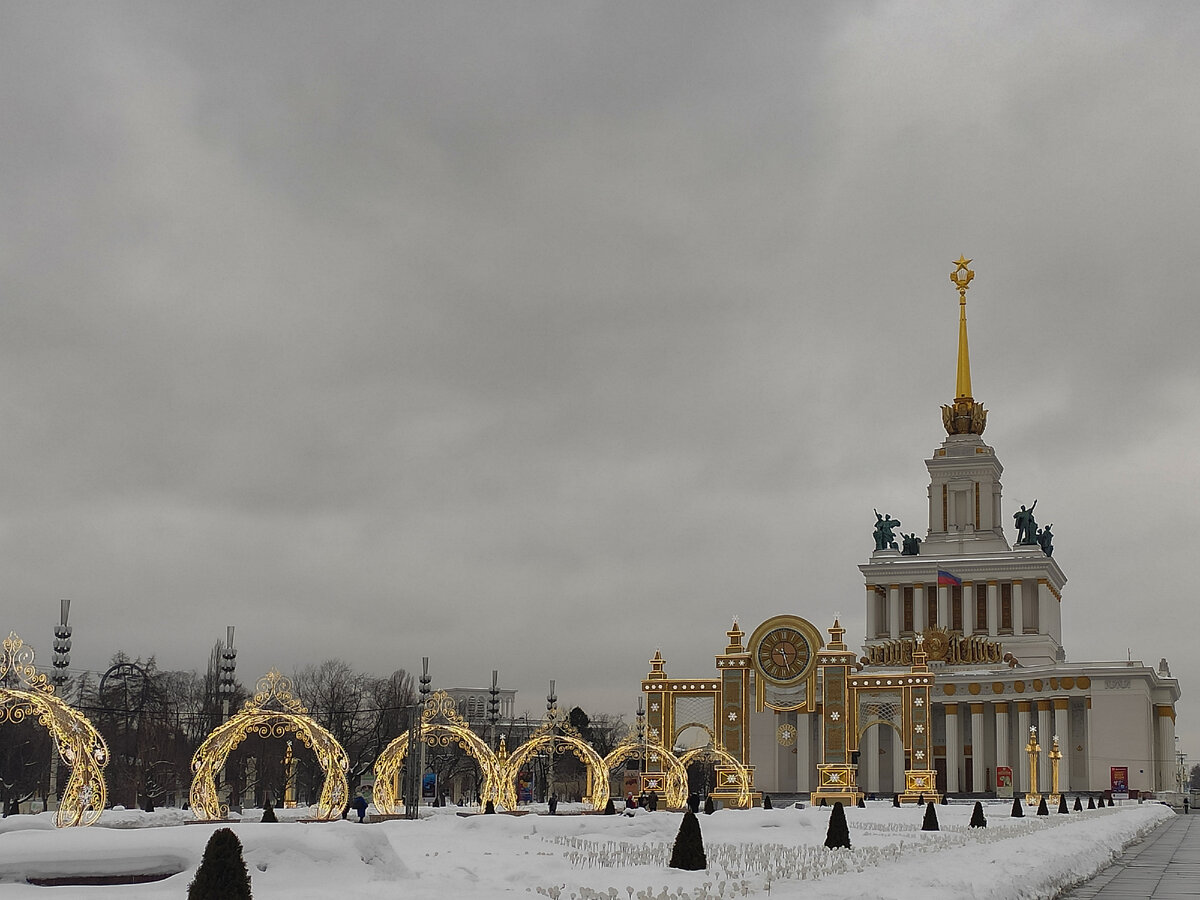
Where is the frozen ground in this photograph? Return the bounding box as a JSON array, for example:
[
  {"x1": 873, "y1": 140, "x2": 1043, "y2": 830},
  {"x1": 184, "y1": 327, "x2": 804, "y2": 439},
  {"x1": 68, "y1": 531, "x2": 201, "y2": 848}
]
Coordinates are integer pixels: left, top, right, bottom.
[{"x1": 0, "y1": 799, "x2": 1173, "y2": 899}]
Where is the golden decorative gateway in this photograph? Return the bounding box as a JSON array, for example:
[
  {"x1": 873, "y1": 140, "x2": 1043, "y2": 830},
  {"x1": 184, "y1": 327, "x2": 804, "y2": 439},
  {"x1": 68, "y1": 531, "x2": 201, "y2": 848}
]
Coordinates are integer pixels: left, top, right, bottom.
[
  {"x1": 677, "y1": 744, "x2": 752, "y2": 809},
  {"x1": 373, "y1": 690, "x2": 506, "y2": 814},
  {"x1": 503, "y1": 718, "x2": 609, "y2": 810},
  {"x1": 189, "y1": 669, "x2": 349, "y2": 821},
  {"x1": 602, "y1": 739, "x2": 688, "y2": 809},
  {"x1": 0, "y1": 632, "x2": 109, "y2": 827}
]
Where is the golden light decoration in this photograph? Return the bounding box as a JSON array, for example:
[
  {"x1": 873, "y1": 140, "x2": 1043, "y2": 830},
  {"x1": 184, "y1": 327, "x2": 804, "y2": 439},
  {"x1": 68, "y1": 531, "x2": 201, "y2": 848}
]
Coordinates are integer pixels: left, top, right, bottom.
[
  {"x1": 189, "y1": 669, "x2": 349, "y2": 821},
  {"x1": 373, "y1": 691, "x2": 506, "y2": 814},
  {"x1": 503, "y1": 717, "x2": 609, "y2": 811},
  {"x1": 603, "y1": 739, "x2": 688, "y2": 809},
  {"x1": 678, "y1": 744, "x2": 752, "y2": 808},
  {"x1": 0, "y1": 632, "x2": 109, "y2": 827}
]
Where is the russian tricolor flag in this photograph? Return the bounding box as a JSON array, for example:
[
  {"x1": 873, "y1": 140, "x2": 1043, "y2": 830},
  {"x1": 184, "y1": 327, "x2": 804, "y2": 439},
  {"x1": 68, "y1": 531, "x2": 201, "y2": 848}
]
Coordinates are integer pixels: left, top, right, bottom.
[{"x1": 937, "y1": 570, "x2": 962, "y2": 587}]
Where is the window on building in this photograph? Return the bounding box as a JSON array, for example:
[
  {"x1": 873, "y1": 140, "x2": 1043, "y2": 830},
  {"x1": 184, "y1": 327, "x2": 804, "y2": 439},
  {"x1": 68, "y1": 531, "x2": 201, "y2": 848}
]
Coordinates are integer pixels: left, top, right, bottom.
[
  {"x1": 976, "y1": 584, "x2": 988, "y2": 633},
  {"x1": 1000, "y1": 582, "x2": 1013, "y2": 633},
  {"x1": 902, "y1": 586, "x2": 914, "y2": 633},
  {"x1": 876, "y1": 589, "x2": 888, "y2": 637},
  {"x1": 951, "y1": 585, "x2": 963, "y2": 632}
]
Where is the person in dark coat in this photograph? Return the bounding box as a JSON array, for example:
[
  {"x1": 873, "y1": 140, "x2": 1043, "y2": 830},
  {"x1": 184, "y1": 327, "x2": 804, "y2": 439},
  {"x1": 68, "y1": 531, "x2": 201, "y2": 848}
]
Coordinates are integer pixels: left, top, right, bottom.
[{"x1": 350, "y1": 793, "x2": 368, "y2": 822}]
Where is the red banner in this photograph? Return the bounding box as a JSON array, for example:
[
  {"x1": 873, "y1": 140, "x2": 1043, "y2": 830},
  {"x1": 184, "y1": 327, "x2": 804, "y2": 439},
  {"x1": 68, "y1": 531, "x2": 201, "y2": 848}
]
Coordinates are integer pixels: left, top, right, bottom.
[{"x1": 1110, "y1": 766, "x2": 1129, "y2": 799}]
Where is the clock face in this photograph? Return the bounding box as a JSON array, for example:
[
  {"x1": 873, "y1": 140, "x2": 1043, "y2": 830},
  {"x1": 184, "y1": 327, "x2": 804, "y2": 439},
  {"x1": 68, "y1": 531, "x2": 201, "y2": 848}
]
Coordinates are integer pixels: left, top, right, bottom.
[{"x1": 756, "y1": 626, "x2": 811, "y2": 682}]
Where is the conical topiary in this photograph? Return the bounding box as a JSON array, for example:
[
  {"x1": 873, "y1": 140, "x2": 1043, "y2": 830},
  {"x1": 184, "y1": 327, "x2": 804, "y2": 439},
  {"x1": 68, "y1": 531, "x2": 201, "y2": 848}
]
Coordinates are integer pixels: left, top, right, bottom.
[
  {"x1": 484, "y1": 799, "x2": 496, "y2": 814},
  {"x1": 969, "y1": 800, "x2": 987, "y2": 828},
  {"x1": 762, "y1": 794, "x2": 772, "y2": 810},
  {"x1": 1073, "y1": 795, "x2": 1082, "y2": 812},
  {"x1": 824, "y1": 801, "x2": 851, "y2": 849},
  {"x1": 188, "y1": 827, "x2": 252, "y2": 900},
  {"x1": 856, "y1": 796, "x2": 865, "y2": 809},
  {"x1": 921, "y1": 801, "x2": 939, "y2": 831},
  {"x1": 917, "y1": 793, "x2": 925, "y2": 805},
  {"x1": 819, "y1": 797, "x2": 827, "y2": 807},
  {"x1": 603, "y1": 798, "x2": 615, "y2": 815},
  {"x1": 687, "y1": 793, "x2": 700, "y2": 814},
  {"x1": 1058, "y1": 793, "x2": 1069, "y2": 814},
  {"x1": 1107, "y1": 797, "x2": 1114, "y2": 807},
  {"x1": 1011, "y1": 797, "x2": 1024, "y2": 818},
  {"x1": 1036, "y1": 796, "x2": 1049, "y2": 816},
  {"x1": 703, "y1": 795, "x2": 715, "y2": 815},
  {"x1": 1087, "y1": 795, "x2": 1096, "y2": 810},
  {"x1": 668, "y1": 810, "x2": 707, "y2": 870},
  {"x1": 941, "y1": 793, "x2": 949, "y2": 805},
  {"x1": 260, "y1": 799, "x2": 277, "y2": 823},
  {"x1": 892, "y1": 794, "x2": 901, "y2": 808}
]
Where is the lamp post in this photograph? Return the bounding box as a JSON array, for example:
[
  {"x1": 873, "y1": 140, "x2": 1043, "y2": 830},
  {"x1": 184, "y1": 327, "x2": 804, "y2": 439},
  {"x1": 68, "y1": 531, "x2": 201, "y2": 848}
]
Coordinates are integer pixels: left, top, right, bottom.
[
  {"x1": 217, "y1": 627, "x2": 237, "y2": 811},
  {"x1": 487, "y1": 670, "x2": 500, "y2": 750},
  {"x1": 546, "y1": 679, "x2": 557, "y2": 804},
  {"x1": 405, "y1": 658, "x2": 431, "y2": 818},
  {"x1": 636, "y1": 695, "x2": 646, "y2": 793},
  {"x1": 1048, "y1": 734, "x2": 1062, "y2": 804},
  {"x1": 1025, "y1": 725, "x2": 1041, "y2": 806},
  {"x1": 47, "y1": 599, "x2": 72, "y2": 811}
]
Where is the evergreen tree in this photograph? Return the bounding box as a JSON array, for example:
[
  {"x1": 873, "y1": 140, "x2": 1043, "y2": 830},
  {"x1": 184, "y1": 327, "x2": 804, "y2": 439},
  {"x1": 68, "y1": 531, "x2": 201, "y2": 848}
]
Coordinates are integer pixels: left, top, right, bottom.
[
  {"x1": 1011, "y1": 797, "x2": 1024, "y2": 818},
  {"x1": 917, "y1": 793, "x2": 925, "y2": 805},
  {"x1": 1087, "y1": 795, "x2": 1096, "y2": 810},
  {"x1": 668, "y1": 810, "x2": 707, "y2": 871},
  {"x1": 1036, "y1": 796, "x2": 1049, "y2": 816},
  {"x1": 484, "y1": 800, "x2": 496, "y2": 814},
  {"x1": 818, "y1": 797, "x2": 827, "y2": 807},
  {"x1": 969, "y1": 801, "x2": 987, "y2": 828},
  {"x1": 703, "y1": 795, "x2": 715, "y2": 815},
  {"x1": 143, "y1": 796, "x2": 155, "y2": 813},
  {"x1": 1107, "y1": 797, "x2": 1114, "y2": 807},
  {"x1": 856, "y1": 796, "x2": 865, "y2": 809},
  {"x1": 260, "y1": 799, "x2": 277, "y2": 823},
  {"x1": 762, "y1": 794, "x2": 772, "y2": 810},
  {"x1": 687, "y1": 793, "x2": 700, "y2": 814},
  {"x1": 1058, "y1": 793, "x2": 1069, "y2": 814},
  {"x1": 188, "y1": 827, "x2": 252, "y2": 900},
  {"x1": 892, "y1": 794, "x2": 901, "y2": 808},
  {"x1": 921, "y1": 801, "x2": 939, "y2": 831},
  {"x1": 824, "y1": 801, "x2": 851, "y2": 849},
  {"x1": 603, "y1": 798, "x2": 616, "y2": 815},
  {"x1": 941, "y1": 793, "x2": 949, "y2": 805}
]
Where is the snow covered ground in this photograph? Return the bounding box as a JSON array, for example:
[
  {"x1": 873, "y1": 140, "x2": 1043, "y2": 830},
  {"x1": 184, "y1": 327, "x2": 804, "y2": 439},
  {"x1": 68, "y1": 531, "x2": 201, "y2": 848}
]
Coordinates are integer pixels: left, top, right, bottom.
[{"x1": 0, "y1": 800, "x2": 1173, "y2": 899}]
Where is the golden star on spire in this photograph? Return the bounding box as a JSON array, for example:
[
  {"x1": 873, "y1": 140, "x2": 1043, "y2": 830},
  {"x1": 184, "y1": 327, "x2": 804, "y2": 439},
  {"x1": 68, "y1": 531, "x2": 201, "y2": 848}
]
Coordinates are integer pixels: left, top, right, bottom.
[{"x1": 953, "y1": 255, "x2": 972, "y2": 268}]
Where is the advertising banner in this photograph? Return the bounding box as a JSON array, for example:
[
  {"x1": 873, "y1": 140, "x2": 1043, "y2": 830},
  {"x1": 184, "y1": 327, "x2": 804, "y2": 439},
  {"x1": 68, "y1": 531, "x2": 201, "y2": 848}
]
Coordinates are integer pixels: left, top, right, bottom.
[
  {"x1": 996, "y1": 765, "x2": 1013, "y2": 799},
  {"x1": 422, "y1": 771, "x2": 437, "y2": 800},
  {"x1": 1110, "y1": 766, "x2": 1129, "y2": 800}
]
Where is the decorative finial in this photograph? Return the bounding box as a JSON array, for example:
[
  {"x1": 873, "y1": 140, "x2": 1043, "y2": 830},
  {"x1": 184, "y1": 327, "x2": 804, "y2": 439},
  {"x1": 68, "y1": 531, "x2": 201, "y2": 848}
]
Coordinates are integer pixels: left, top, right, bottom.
[{"x1": 941, "y1": 256, "x2": 987, "y2": 436}]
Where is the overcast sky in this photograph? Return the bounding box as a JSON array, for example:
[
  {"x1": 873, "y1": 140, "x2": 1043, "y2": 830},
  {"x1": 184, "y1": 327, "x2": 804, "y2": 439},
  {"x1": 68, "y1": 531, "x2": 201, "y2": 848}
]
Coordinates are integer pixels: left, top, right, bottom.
[{"x1": 3, "y1": 2, "x2": 1199, "y2": 759}]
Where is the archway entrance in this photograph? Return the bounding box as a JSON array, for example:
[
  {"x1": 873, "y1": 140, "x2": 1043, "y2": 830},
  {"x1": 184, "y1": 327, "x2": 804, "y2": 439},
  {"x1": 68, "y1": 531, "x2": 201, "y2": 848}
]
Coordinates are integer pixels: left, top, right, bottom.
[
  {"x1": 190, "y1": 670, "x2": 349, "y2": 821},
  {"x1": 602, "y1": 739, "x2": 687, "y2": 809},
  {"x1": 0, "y1": 633, "x2": 109, "y2": 827},
  {"x1": 503, "y1": 721, "x2": 607, "y2": 810}
]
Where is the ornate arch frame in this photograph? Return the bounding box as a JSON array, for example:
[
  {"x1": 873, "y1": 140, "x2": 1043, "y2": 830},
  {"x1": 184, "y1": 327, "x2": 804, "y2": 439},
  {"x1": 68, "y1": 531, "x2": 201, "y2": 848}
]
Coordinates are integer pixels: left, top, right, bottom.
[
  {"x1": 678, "y1": 743, "x2": 752, "y2": 808},
  {"x1": 189, "y1": 670, "x2": 349, "y2": 821},
  {"x1": 0, "y1": 633, "x2": 109, "y2": 827},
  {"x1": 373, "y1": 691, "x2": 505, "y2": 814},
  {"x1": 503, "y1": 721, "x2": 608, "y2": 810},
  {"x1": 602, "y1": 739, "x2": 688, "y2": 809}
]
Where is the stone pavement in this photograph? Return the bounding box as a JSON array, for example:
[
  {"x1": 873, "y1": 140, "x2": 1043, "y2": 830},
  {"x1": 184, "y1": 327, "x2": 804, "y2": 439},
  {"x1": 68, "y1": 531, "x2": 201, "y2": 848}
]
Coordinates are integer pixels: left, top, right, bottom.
[{"x1": 1065, "y1": 812, "x2": 1200, "y2": 899}]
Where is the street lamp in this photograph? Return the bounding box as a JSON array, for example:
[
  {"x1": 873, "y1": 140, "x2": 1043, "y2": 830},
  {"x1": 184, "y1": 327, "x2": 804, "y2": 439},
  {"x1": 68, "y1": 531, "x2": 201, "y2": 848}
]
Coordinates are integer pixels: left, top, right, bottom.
[
  {"x1": 219, "y1": 626, "x2": 237, "y2": 720},
  {"x1": 487, "y1": 670, "x2": 500, "y2": 750},
  {"x1": 51, "y1": 599, "x2": 72, "y2": 689},
  {"x1": 405, "y1": 658, "x2": 431, "y2": 818},
  {"x1": 546, "y1": 679, "x2": 557, "y2": 804}
]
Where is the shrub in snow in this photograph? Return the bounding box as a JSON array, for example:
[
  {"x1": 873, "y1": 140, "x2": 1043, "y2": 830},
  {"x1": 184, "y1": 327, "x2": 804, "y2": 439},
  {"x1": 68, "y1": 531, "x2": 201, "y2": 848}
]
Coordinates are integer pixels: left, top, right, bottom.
[
  {"x1": 143, "y1": 797, "x2": 155, "y2": 813},
  {"x1": 668, "y1": 810, "x2": 707, "y2": 871},
  {"x1": 188, "y1": 827, "x2": 252, "y2": 900},
  {"x1": 1011, "y1": 797, "x2": 1024, "y2": 818},
  {"x1": 703, "y1": 795, "x2": 715, "y2": 815},
  {"x1": 1107, "y1": 797, "x2": 1114, "y2": 807},
  {"x1": 603, "y1": 798, "x2": 615, "y2": 815},
  {"x1": 856, "y1": 796, "x2": 865, "y2": 809},
  {"x1": 484, "y1": 800, "x2": 496, "y2": 814},
  {"x1": 921, "y1": 801, "x2": 939, "y2": 831},
  {"x1": 1058, "y1": 793, "x2": 1069, "y2": 814},
  {"x1": 762, "y1": 794, "x2": 772, "y2": 809},
  {"x1": 1036, "y1": 796, "x2": 1049, "y2": 816},
  {"x1": 917, "y1": 793, "x2": 925, "y2": 805},
  {"x1": 818, "y1": 797, "x2": 827, "y2": 807},
  {"x1": 970, "y1": 801, "x2": 986, "y2": 828},
  {"x1": 687, "y1": 793, "x2": 700, "y2": 813},
  {"x1": 260, "y1": 799, "x2": 277, "y2": 823},
  {"x1": 824, "y1": 801, "x2": 851, "y2": 849},
  {"x1": 1074, "y1": 795, "x2": 1083, "y2": 812},
  {"x1": 892, "y1": 794, "x2": 901, "y2": 808},
  {"x1": 1087, "y1": 795, "x2": 1096, "y2": 810}
]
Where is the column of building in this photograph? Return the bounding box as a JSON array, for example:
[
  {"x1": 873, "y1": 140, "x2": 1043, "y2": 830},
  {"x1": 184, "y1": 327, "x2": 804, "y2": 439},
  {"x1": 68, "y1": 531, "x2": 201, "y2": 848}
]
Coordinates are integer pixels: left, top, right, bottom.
[
  {"x1": 971, "y1": 703, "x2": 986, "y2": 792},
  {"x1": 1037, "y1": 700, "x2": 1053, "y2": 793},
  {"x1": 1156, "y1": 707, "x2": 1175, "y2": 793},
  {"x1": 1016, "y1": 702, "x2": 1032, "y2": 793},
  {"x1": 987, "y1": 581, "x2": 999, "y2": 637},
  {"x1": 994, "y1": 701, "x2": 1010, "y2": 791},
  {"x1": 914, "y1": 584, "x2": 926, "y2": 633},
  {"x1": 863, "y1": 726, "x2": 879, "y2": 794},
  {"x1": 963, "y1": 581, "x2": 976, "y2": 635},
  {"x1": 1011, "y1": 581, "x2": 1024, "y2": 635},
  {"x1": 945, "y1": 704, "x2": 960, "y2": 792},
  {"x1": 1053, "y1": 698, "x2": 1070, "y2": 793}
]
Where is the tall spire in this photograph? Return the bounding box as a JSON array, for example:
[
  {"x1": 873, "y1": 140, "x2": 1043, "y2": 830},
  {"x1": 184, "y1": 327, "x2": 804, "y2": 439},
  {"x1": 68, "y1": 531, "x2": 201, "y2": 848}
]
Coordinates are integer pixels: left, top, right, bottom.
[
  {"x1": 953, "y1": 255, "x2": 973, "y2": 400},
  {"x1": 941, "y1": 256, "x2": 987, "y2": 435}
]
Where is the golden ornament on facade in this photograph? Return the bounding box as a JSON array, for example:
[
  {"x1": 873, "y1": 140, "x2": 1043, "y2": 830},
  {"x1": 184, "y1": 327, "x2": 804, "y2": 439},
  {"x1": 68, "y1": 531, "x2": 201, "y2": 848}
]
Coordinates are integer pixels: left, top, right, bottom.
[
  {"x1": 776, "y1": 723, "x2": 798, "y2": 747},
  {"x1": 862, "y1": 629, "x2": 1012, "y2": 668},
  {"x1": 0, "y1": 633, "x2": 109, "y2": 827}
]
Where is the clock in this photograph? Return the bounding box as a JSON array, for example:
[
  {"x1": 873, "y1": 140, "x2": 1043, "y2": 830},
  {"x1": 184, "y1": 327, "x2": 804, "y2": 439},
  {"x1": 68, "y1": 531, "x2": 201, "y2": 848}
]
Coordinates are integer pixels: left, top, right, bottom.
[{"x1": 756, "y1": 626, "x2": 812, "y2": 681}]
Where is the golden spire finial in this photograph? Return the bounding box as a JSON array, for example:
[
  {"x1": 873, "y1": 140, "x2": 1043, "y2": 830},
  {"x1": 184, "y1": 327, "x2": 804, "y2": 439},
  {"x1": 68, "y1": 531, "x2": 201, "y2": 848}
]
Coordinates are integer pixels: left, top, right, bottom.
[{"x1": 941, "y1": 257, "x2": 987, "y2": 435}]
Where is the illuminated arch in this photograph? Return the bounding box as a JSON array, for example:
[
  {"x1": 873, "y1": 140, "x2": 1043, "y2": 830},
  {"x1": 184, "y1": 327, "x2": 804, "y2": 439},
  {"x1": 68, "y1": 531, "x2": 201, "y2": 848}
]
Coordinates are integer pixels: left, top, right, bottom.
[
  {"x1": 603, "y1": 739, "x2": 687, "y2": 809},
  {"x1": 0, "y1": 633, "x2": 109, "y2": 827},
  {"x1": 189, "y1": 670, "x2": 349, "y2": 821},
  {"x1": 373, "y1": 691, "x2": 504, "y2": 814},
  {"x1": 503, "y1": 721, "x2": 608, "y2": 810},
  {"x1": 678, "y1": 744, "x2": 752, "y2": 809}
]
